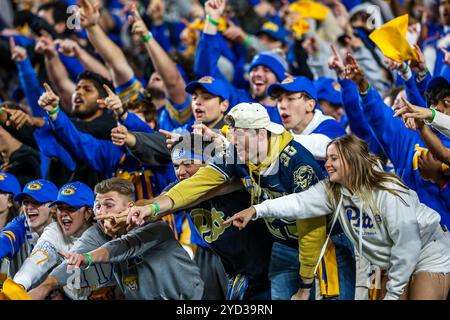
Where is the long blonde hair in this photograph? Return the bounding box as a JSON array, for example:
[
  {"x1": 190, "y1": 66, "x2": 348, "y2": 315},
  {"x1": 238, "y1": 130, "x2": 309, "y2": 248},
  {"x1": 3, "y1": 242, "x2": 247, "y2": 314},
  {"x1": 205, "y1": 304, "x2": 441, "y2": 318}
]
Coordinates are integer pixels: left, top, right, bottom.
[{"x1": 325, "y1": 135, "x2": 409, "y2": 210}]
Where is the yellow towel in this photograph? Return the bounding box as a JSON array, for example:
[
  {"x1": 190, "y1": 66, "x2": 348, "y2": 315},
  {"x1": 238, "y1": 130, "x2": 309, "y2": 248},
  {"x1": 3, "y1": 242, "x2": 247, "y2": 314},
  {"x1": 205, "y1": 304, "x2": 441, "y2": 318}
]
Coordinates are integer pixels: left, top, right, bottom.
[
  {"x1": 2, "y1": 278, "x2": 30, "y2": 300},
  {"x1": 289, "y1": 1, "x2": 330, "y2": 21},
  {"x1": 317, "y1": 240, "x2": 340, "y2": 298},
  {"x1": 369, "y1": 14, "x2": 418, "y2": 62}
]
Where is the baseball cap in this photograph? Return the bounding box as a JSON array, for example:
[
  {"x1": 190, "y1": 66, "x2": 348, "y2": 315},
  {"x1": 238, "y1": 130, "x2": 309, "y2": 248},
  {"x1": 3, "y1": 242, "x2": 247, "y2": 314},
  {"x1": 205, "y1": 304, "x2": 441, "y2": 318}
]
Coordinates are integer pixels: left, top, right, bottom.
[
  {"x1": 49, "y1": 181, "x2": 94, "y2": 209},
  {"x1": 171, "y1": 134, "x2": 212, "y2": 163},
  {"x1": 267, "y1": 76, "x2": 318, "y2": 101},
  {"x1": 314, "y1": 77, "x2": 342, "y2": 106},
  {"x1": 0, "y1": 172, "x2": 21, "y2": 197},
  {"x1": 185, "y1": 76, "x2": 230, "y2": 101},
  {"x1": 224, "y1": 102, "x2": 285, "y2": 135},
  {"x1": 14, "y1": 179, "x2": 58, "y2": 203},
  {"x1": 256, "y1": 21, "x2": 289, "y2": 45},
  {"x1": 426, "y1": 71, "x2": 450, "y2": 93},
  {"x1": 248, "y1": 50, "x2": 288, "y2": 82}
]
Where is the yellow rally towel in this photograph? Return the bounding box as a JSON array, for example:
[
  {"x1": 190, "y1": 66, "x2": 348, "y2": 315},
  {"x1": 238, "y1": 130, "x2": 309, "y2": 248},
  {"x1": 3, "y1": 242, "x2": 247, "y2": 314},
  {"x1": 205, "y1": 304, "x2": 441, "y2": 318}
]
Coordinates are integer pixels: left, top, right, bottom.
[
  {"x1": 369, "y1": 14, "x2": 418, "y2": 62},
  {"x1": 291, "y1": 18, "x2": 311, "y2": 39},
  {"x1": 317, "y1": 240, "x2": 340, "y2": 298},
  {"x1": 2, "y1": 278, "x2": 30, "y2": 300},
  {"x1": 289, "y1": 0, "x2": 330, "y2": 21}
]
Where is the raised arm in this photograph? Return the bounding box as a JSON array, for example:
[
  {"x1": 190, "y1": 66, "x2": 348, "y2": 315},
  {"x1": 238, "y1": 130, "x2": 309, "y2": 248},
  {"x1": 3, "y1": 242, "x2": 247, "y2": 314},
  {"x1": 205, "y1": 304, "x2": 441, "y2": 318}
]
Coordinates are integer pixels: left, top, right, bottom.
[
  {"x1": 79, "y1": 0, "x2": 134, "y2": 87},
  {"x1": 55, "y1": 38, "x2": 111, "y2": 81},
  {"x1": 36, "y1": 36, "x2": 76, "y2": 113},
  {"x1": 129, "y1": 4, "x2": 187, "y2": 106}
]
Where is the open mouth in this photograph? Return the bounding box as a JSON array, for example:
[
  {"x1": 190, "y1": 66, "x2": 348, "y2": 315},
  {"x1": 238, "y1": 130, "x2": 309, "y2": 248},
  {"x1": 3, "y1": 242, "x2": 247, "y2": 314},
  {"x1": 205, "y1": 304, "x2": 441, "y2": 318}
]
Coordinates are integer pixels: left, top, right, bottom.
[
  {"x1": 194, "y1": 109, "x2": 205, "y2": 119},
  {"x1": 73, "y1": 96, "x2": 85, "y2": 108},
  {"x1": 252, "y1": 79, "x2": 266, "y2": 91},
  {"x1": 26, "y1": 212, "x2": 39, "y2": 223},
  {"x1": 280, "y1": 114, "x2": 290, "y2": 123},
  {"x1": 61, "y1": 217, "x2": 73, "y2": 231}
]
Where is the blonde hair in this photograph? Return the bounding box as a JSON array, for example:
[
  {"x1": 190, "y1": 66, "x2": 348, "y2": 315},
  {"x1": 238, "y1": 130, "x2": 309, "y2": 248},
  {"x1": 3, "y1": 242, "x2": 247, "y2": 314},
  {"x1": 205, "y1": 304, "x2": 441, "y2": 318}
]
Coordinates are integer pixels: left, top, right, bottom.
[{"x1": 325, "y1": 135, "x2": 409, "y2": 210}]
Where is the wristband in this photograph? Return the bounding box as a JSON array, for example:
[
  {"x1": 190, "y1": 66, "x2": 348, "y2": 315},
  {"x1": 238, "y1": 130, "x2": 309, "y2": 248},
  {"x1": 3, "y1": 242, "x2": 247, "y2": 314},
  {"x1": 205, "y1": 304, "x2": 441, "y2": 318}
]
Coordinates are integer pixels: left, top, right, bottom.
[
  {"x1": 359, "y1": 84, "x2": 371, "y2": 96},
  {"x1": 48, "y1": 106, "x2": 60, "y2": 116},
  {"x1": 299, "y1": 278, "x2": 314, "y2": 289},
  {"x1": 82, "y1": 253, "x2": 93, "y2": 270},
  {"x1": 147, "y1": 202, "x2": 160, "y2": 218},
  {"x1": 143, "y1": 32, "x2": 153, "y2": 43},
  {"x1": 118, "y1": 108, "x2": 128, "y2": 120},
  {"x1": 206, "y1": 15, "x2": 219, "y2": 27},
  {"x1": 430, "y1": 108, "x2": 436, "y2": 123},
  {"x1": 0, "y1": 107, "x2": 3, "y2": 115},
  {"x1": 243, "y1": 34, "x2": 252, "y2": 47},
  {"x1": 401, "y1": 63, "x2": 409, "y2": 74}
]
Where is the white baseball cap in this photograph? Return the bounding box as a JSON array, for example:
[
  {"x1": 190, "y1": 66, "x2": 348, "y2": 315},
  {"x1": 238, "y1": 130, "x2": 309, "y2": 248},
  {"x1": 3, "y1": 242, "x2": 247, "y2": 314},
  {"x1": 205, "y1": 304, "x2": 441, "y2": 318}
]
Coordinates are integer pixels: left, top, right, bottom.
[{"x1": 224, "y1": 102, "x2": 285, "y2": 135}]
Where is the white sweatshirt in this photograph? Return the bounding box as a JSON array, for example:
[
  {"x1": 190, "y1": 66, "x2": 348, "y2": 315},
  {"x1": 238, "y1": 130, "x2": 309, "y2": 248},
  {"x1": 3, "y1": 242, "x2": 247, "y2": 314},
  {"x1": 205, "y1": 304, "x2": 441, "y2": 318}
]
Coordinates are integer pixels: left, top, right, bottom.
[
  {"x1": 13, "y1": 222, "x2": 115, "y2": 300},
  {"x1": 428, "y1": 110, "x2": 450, "y2": 138},
  {"x1": 291, "y1": 110, "x2": 336, "y2": 160},
  {"x1": 254, "y1": 180, "x2": 447, "y2": 300}
]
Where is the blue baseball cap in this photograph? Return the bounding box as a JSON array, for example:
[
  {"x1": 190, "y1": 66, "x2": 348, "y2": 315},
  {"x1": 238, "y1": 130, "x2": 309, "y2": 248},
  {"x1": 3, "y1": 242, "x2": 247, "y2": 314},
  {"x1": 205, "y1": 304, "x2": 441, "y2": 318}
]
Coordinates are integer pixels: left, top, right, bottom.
[
  {"x1": 14, "y1": 179, "x2": 58, "y2": 204},
  {"x1": 0, "y1": 172, "x2": 21, "y2": 197},
  {"x1": 314, "y1": 77, "x2": 342, "y2": 106},
  {"x1": 248, "y1": 50, "x2": 288, "y2": 82},
  {"x1": 267, "y1": 76, "x2": 318, "y2": 101},
  {"x1": 256, "y1": 21, "x2": 289, "y2": 45},
  {"x1": 426, "y1": 71, "x2": 450, "y2": 93},
  {"x1": 185, "y1": 76, "x2": 230, "y2": 101},
  {"x1": 49, "y1": 181, "x2": 94, "y2": 209}
]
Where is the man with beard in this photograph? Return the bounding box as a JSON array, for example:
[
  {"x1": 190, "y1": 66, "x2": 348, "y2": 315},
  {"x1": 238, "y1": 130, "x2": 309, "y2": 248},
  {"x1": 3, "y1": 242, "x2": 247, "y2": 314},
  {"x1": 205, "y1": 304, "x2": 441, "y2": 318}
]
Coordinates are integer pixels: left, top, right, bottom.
[{"x1": 194, "y1": 0, "x2": 288, "y2": 124}]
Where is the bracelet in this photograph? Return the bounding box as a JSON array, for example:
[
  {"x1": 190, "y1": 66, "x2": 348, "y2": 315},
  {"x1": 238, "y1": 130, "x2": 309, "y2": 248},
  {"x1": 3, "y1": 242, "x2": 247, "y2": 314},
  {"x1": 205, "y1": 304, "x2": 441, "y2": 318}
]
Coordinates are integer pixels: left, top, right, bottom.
[
  {"x1": 147, "y1": 202, "x2": 160, "y2": 218},
  {"x1": 401, "y1": 63, "x2": 409, "y2": 74},
  {"x1": 206, "y1": 15, "x2": 219, "y2": 27},
  {"x1": 143, "y1": 32, "x2": 153, "y2": 43},
  {"x1": 48, "y1": 106, "x2": 60, "y2": 116},
  {"x1": 243, "y1": 34, "x2": 252, "y2": 47},
  {"x1": 359, "y1": 84, "x2": 371, "y2": 96},
  {"x1": 299, "y1": 278, "x2": 314, "y2": 289},
  {"x1": 82, "y1": 253, "x2": 93, "y2": 270},
  {"x1": 430, "y1": 108, "x2": 436, "y2": 123},
  {"x1": 118, "y1": 108, "x2": 128, "y2": 120}
]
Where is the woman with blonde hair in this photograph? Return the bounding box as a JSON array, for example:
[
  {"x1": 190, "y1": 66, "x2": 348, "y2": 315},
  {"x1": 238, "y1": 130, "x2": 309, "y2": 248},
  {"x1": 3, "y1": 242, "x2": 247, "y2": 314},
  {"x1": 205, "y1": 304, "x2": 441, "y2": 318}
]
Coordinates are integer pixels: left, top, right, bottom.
[{"x1": 225, "y1": 134, "x2": 450, "y2": 300}]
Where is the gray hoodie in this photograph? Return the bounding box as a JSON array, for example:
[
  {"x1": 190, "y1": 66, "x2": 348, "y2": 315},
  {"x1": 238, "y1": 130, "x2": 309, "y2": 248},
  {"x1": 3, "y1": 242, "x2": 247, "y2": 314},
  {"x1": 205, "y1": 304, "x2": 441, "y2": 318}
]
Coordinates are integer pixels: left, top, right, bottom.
[{"x1": 50, "y1": 222, "x2": 204, "y2": 300}]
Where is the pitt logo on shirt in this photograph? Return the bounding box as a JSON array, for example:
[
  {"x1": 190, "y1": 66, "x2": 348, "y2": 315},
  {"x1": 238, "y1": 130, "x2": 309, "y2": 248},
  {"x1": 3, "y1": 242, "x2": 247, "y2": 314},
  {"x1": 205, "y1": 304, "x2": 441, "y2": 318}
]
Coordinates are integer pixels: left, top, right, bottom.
[{"x1": 345, "y1": 206, "x2": 375, "y2": 229}]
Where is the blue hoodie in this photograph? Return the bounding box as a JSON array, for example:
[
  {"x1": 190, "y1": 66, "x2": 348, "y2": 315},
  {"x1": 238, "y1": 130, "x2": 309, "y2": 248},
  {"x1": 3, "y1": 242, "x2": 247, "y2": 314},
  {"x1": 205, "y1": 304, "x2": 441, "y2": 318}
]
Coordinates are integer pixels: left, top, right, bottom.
[{"x1": 360, "y1": 86, "x2": 450, "y2": 228}]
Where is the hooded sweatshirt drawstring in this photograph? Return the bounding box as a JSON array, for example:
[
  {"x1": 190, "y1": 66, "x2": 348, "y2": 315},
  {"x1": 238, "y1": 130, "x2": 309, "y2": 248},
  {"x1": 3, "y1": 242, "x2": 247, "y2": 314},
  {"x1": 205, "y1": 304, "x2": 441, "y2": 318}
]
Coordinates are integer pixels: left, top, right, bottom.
[{"x1": 313, "y1": 193, "x2": 344, "y2": 275}]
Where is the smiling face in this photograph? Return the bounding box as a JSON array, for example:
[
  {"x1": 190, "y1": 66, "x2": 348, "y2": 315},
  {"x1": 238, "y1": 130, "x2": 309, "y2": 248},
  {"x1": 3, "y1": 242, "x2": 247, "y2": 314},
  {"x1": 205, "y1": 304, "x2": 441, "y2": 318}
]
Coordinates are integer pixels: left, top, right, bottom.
[
  {"x1": 94, "y1": 191, "x2": 133, "y2": 237},
  {"x1": 276, "y1": 91, "x2": 315, "y2": 133},
  {"x1": 71, "y1": 79, "x2": 101, "y2": 119},
  {"x1": 249, "y1": 65, "x2": 278, "y2": 101},
  {"x1": 21, "y1": 195, "x2": 53, "y2": 235},
  {"x1": 191, "y1": 88, "x2": 228, "y2": 126},
  {"x1": 56, "y1": 203, "x2": 91, "y2": 237},
  {"x1": 325, "y1": 143, "x2": 347, "y2": 184}
]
